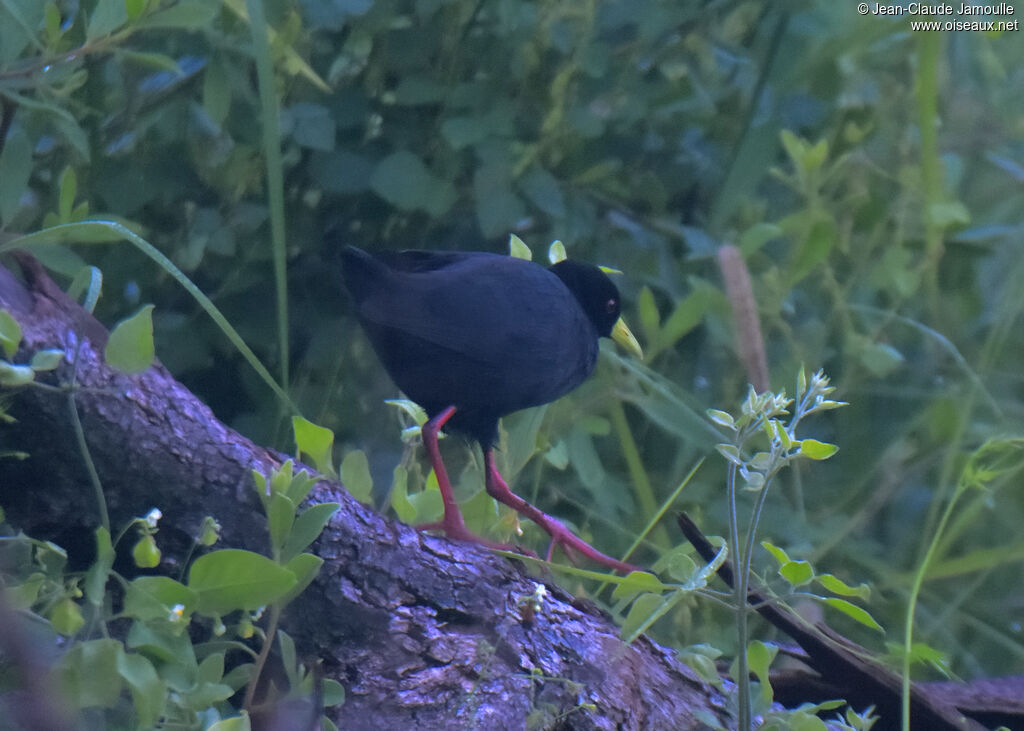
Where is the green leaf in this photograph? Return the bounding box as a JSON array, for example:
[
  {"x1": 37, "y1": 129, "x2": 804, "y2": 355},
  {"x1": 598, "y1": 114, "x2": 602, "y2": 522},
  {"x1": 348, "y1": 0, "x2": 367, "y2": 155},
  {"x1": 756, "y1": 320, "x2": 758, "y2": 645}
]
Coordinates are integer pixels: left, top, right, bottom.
[
  {"x1": 188, "y1": 549, "x2": 297, "y2": 616},
  {"x1": 126, "y1": 621, "x2": 196, "y2": 667},
  {"x1": 856, "y1": 339, "x2": 905, "y2": 377},
  {"x1": 118, "y1": 50, "x2": 185, "y2": 72},
  {"x1": 284, "y1": 469, "x2": 318, "y2": 506},
  {"x1": 636, "y1": 286, "x2": 659, "y2": 346},
  {"x1": 715, "y1": 444, "x2": 742, "y2": 466},
  {"x1": 85, "y1": 527, "x2": 115, "y2": 606},
  {"x1": 30, "y1": 349, "x2": 64, "y2": 371},
  {"x1": 105, "y1": 304, "x2": 155, "y2": 373},
  {"x1": 87, "y1": 0, "x2": 128, "y2": 41},
  {"x1": 125, "y1": 0, "x2": 147, "y2": 20},
  {"x1": 0, "y1": 309, "x2": 22, "y2": 359},
  {"x1": 656, "y1": 288, "x2": 709, "y2": 355},
  {"x1": 340, "y1": 450, "x2": 373, "y2": 502},
  {"x1": 2, "y1": 93, "x2": 89, "y2": 160},
  {"x1": 207, "y1": 713, "x2": 251, "y2": 731},
  {"x1": 278, "y1": 630, "x2": 298, "y2": 686},
  {"x1": 0, "y1": 126, "x2": 32, "y2": 226},
  {"x1": 407, "y1": 469, "x2": 443, "y2": 523},
  {"x1": 267, "y1": 492, "x2": 296, "y2": 554},
  {"x1": 760, "y1": 541, "x2": 791, "y2": 566},
  {"x1": 790, "y1": 217, "x2": 835, "y2": 284},
  {"x1": 58, "y1": 639, "x2": 123, "y2": 707},
  {"x1": 278, "y1": 552, "x2": 324, "y2": 605},
  {"x1": 370, "y1": 150, "x2": 456, "y2": 216},
  {"x1": 522, "y1": 168, "x2": 566, "y2": 219},
  {"x1": 508, "y1": 234, "x2": 532, "y2": 260},
  {"x1": 610, "y1": 570, "x2": 670, "y2": 603},
  {"x1": 0, "y1": 0, "x2": 45, "y2": 64},
  {"x1": 738, "y1": 222, "x2": 783, "y2": 256},
  {"x1": 384, "y1": 398, "x2": 429, "y2": 426},
  {"x1": 389, "y1": 466, "x2": 416, "y2": 523},
  {"x1": 137, "y1": 1, "x2": 218, "y2": 29},
  {"x1": 927, "y1": 200, "x2": 971, "y2": 229},
  {"x1": 198, "y1": 652, "x2": 224, "y2": 685},
  {"x1": 132, "y1": 535, "x2": 162, "y2": 568},
  {"x1": 816, "y1": 573, "x2": 870, "y2": 600},
  {"x1": 203, "y1": 57, "x2": 231, "y2": 126},
  {"x1": 823, "y1": 597, "x2": 884, "y2": 632},
  {"x1": 293, "y1": 416, "x2": 335, "y2": 476},
  {"x1": 474, "y1": 165, "x2": 526, "y2": 237},
  {"x1": 779, "y1": 560, "x2": 814, "y2": 587},
  {"x1": 281, "y1": 503, "x2": 339, "y2": 563},
  {"x1": 178, "y1": 679, "x2": 235, "y2": 711},
  {"x1": 323, "y1": 678, "x2": 346, "y2": 706},
  {"x1": 49, "y1": 597, "x2": 85, "y2": 636},
  {"x1": 746, "y1": 640, "x2": 778, "y2": 705},
  {"x1": 651, "y1": 545, "x2": 698, "y2": 583},
  {"x1": 544, "y1": 440, "x2": 569, "y2": 470},
  {"x1": 118, "y1": 651, "x2": 166, "y2": 728},
  {"x1": 619, "y1": 592, "x2": 665, "y2": 642},
  {"x1": 124, "y1": 576, "x2": 198, "y2": 621},
  {"x1": 440, "y1": 116, "x2": 490, "y2": 149},
  {"x1": 547, "y1": 240, "x2": 567, "y2": 264},
  {"x1": 287, "y1": 102, "x2": 336, "y2": 151},
  {"x1": 36, "y1": 540, "x2": 67, "y2": 575},
  {"x1": 803, "y1": 138, "x2": 828, "y2": 173},
  {"x1": 799, "y1": 439, "x2": 839, "y2": 461},
  {"x1": 706, "y1": 409, "x2": 735, "y2": 430}
]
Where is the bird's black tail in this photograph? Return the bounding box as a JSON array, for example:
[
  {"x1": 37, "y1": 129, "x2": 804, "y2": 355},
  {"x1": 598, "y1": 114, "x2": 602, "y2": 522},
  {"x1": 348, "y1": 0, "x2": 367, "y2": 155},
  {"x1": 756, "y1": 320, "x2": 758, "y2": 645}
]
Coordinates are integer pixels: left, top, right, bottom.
[{"x1": 340, "y1": 246, "x2": 388, "y2": 303}]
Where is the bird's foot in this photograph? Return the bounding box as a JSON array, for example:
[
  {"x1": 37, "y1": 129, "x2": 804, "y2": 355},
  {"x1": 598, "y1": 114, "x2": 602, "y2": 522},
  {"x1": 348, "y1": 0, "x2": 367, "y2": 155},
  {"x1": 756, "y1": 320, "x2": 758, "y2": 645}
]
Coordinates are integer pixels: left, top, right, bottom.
[
  {"x1": 416, "y1": 519, "x2": 531, "y2": 555},
  {"x1": 541, "y1": 517, "x2": 641, "y2": 574}
]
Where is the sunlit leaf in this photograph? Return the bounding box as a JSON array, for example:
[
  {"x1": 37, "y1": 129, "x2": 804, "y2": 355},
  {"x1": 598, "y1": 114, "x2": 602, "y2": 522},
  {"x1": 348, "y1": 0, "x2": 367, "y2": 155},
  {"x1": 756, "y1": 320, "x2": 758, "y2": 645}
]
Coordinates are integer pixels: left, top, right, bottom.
[
  {"x1": 508, "y1": 234, "x2": 532, "y2": 260},
  {"x1": 188, "y1": 550, "x2": 296, "y2": 616},
  {"x1": 340, "y1": 450, "x2": 373, "y2": 502},
  {"x1": 800, "y1": 439, "x2": 839, "y2": 461},
  {"x1": 389, "y1": 466, "x2": 416, "y2": 523},
  {"x1": 0, "y1": 310, "x2": 22, "y2": 359},
  {"x1": 293, "y1": 416, "x2": 336, "y2": 476},
  {"x1": 105, "y1": 305, "x2": 155, "y2": 374},
  {"x1": 823, "y1": 598, "x2": 883, "y2": 632},
  {"x1": 779, "y1": 560, "x2": 814, "y2": 587}
]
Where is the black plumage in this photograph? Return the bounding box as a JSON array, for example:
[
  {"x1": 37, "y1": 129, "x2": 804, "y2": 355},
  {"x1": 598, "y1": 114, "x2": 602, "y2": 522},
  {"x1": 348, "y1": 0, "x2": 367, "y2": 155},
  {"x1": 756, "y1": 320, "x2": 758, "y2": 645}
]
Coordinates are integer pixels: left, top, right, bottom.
[{"x1": 342, "y1": 246, "x2": 642, "y2": 572}]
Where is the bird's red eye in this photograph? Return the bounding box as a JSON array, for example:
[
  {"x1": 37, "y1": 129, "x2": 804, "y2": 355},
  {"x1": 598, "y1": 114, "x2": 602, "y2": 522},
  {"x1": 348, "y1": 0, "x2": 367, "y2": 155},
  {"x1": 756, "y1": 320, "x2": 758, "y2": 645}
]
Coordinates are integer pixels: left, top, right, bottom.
[{"x1": 606, "y1": 299, "x2": 617, "y2": 314}]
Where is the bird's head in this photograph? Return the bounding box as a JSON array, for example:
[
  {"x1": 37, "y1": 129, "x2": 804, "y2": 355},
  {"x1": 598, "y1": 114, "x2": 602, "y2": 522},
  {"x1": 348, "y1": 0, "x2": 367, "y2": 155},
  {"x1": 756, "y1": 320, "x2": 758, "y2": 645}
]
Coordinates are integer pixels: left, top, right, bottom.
[{"x1": 549, "y1": 259, "x2": 643, "y2": 360}]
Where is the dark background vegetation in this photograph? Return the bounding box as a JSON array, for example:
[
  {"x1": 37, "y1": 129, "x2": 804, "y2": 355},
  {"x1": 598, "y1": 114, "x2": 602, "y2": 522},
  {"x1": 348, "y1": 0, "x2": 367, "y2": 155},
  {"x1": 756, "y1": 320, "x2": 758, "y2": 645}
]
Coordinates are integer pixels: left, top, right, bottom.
[{"x1": 3, "y1": 0, "x2": 1024, "y2": 690}]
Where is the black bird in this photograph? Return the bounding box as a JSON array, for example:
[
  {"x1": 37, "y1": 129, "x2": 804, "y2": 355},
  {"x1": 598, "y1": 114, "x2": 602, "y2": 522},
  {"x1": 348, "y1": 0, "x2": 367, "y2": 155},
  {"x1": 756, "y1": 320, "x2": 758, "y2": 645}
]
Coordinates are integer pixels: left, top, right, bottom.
[{"x1": 341, "y1": 246, "x2": 643, "y2": 572}]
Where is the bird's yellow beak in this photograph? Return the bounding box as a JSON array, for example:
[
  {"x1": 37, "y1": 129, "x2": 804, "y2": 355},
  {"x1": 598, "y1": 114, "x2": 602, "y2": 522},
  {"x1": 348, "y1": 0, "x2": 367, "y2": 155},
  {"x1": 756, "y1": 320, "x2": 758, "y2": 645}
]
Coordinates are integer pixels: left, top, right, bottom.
[{"x1": 611, "y1": 317, "x2": 643, "y2": 360}]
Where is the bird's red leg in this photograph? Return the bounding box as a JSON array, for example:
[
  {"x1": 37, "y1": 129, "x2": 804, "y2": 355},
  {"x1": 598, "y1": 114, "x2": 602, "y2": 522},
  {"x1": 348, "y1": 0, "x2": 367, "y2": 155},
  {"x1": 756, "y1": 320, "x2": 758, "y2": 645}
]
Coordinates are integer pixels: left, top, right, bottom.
[
  {"x1": 483, "y1": 450, "x2": 640, "y2": 574},
  {"x1": 415, "y1": 407, "x2": 510, "y2": 551}
]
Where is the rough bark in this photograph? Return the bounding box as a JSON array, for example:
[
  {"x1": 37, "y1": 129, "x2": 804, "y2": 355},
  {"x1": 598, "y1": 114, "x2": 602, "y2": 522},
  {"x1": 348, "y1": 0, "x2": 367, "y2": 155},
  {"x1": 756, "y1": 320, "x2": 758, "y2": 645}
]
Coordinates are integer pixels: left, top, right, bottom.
[{"x1": 0, "y1": 254, "x2": 725, "y2": 730}]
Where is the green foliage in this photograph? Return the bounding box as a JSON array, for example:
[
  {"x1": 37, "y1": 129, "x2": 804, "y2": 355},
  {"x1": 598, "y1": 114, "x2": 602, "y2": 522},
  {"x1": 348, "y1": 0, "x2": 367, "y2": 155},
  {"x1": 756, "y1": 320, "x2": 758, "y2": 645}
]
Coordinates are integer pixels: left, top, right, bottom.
[
  {"x1": 0, "y1": 310, "x2": 22, "y2": 359},
  {"x1": 105, "y1": 304, "x2": 156, "y2": 374},
  {"x1": 0, "y1": 450, "x2": 340, "y2": 727},
  {"x1": 710, "y1": 369, "x2": 847, "y2": 729},
  {"x1": 293, "y1": 415, "x2": 337, "y2": 477},
  {"x1": 0, "y1": 309, "x2": 65, "y2": 385}
]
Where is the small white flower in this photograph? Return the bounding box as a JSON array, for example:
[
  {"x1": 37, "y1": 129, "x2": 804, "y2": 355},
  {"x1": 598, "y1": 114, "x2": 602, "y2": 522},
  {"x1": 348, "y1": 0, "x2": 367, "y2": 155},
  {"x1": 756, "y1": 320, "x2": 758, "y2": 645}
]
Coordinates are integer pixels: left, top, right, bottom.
[{"x1": 144, "y1": 508, "x2": 163, "y2": 528}]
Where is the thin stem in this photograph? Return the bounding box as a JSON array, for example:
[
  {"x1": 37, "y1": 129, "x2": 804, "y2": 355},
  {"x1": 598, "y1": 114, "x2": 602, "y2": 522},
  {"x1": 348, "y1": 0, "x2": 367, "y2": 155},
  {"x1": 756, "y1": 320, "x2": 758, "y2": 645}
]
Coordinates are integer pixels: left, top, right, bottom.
[
  {"x1": 244, "y1": 603, "x2": 282, "y2": 712},
  {"x1": 64, "y1": 335, "x2": 109, "y2": 534},
  {"x1": 741, "y1": 473, "x2": 776, "y2": 590},
  {"x1": 67, "y1": 392, "x2": 108, "y2": 532},
  {"x1": 245, "y1": 0, "x2": 290, "y2": 400},
  {"x1": 726, "y1": 461, "x2": 750, "y2": 731}
]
